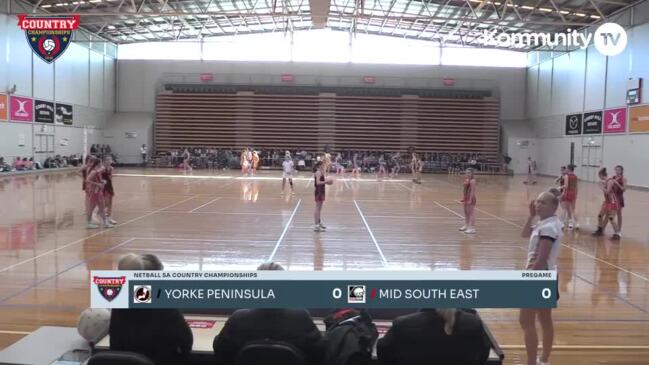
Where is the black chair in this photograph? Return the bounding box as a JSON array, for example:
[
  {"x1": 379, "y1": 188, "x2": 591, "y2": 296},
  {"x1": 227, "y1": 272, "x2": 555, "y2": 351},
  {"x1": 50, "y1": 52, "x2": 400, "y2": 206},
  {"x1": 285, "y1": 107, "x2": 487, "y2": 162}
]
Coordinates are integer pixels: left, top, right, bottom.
[
  {"x1": 235, "y1": 340, "x2": 306, "y2": 365},
  {"x1": 87, "y1": 351, "x2": 154, "y2": 365}
]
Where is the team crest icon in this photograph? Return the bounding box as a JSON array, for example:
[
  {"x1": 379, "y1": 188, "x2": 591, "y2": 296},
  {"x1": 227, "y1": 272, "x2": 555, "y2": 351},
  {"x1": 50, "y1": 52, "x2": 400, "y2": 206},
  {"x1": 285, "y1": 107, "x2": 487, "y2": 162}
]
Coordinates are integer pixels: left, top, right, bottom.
[
  {"x1": 18, "y1": 15, "x2": 80, "y2": 64},
  {"x1": 93, "y1": 276, "x2": 127, "y2": 302}
]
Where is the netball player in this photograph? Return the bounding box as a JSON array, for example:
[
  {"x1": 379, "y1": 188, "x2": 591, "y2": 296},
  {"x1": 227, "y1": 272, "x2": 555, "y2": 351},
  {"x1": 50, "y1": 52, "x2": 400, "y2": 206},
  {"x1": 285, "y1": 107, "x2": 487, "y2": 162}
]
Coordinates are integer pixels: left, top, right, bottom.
[
  {"x1": 460, "y1": 168, "x2": 477, "y2": 234},
  {"x1": 181, "y1": 148, "x2": 192, "y2": 171},
  {"x1": 103, "y1": 155, "x2": 117, "y2": 225},
  {"x1": 561, "y1": 165, "x2": 579, "y2": 230},
  {"x1": 390, "y1": 152, "x2": 401, "y2": 178},
  {"x1": 281, "y1": 153, "x2": 295, "y2": 195},
  {"x1": 377, "y1": 153, "x2": 387, "y2": 179},
  {"x1": 313, "y1": 161, "x2": 328, "y2": 232},
  {"x1": 593, "y1": 168, "x2": 621, "y2": 239},
  {"x1": 351, "y1": 152, "x2": 361, "y2": 179},
  {"x1": 85, "y1": 158, "x2": 112, "y2": 229},
  {"x1": 613, "y1": 165, "x2": 627, "y2": 236},
  {"x1": 252, "y1": 150, "x2": 260, "y2": 175},
  {"x1": 520, "y1": 191, "x2": 563, "y2": 365},
  {"x1": 411, "y1": 152, "x2": 422, "y2": 184},
  {"x1": 334, "y1": 153, "x2": 345, "y2": 175}
]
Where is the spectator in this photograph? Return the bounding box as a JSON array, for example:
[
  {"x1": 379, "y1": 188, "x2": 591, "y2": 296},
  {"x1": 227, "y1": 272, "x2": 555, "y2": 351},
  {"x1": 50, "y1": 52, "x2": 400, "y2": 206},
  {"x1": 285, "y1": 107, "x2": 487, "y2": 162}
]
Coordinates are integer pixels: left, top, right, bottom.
[
  {"x1": 0, "y1": 157, "x2": 11, "y2": 172},
  {"x1": 213, "y1": 262, "x2": 325, "y2": 365},
  {"x1": 109, "y1": 253, "x2": 193, "y2": 365},
  {"x1": 23, "y1": 157, "x2": 32, "y2": 170},
  {"x1": 90, "y1": 144, "x2": 98, "y2": 154},
  {"x1": 141, "y1": 144, "x2": 148, "y2": 167},
  {"x1": 377, "y1": 308, "x2": 490, "y2": 365},
  {"x1": 14, "y1": 157, "x2": 25, "y2": 171}
]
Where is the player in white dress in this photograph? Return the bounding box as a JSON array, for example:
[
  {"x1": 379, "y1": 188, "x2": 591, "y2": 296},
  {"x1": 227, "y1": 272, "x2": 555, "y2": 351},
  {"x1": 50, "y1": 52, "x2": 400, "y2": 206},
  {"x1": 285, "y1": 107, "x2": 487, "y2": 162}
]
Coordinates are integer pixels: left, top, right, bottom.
[{"x1": 281, "y1": 152, "x2": 295, "y2": 195}]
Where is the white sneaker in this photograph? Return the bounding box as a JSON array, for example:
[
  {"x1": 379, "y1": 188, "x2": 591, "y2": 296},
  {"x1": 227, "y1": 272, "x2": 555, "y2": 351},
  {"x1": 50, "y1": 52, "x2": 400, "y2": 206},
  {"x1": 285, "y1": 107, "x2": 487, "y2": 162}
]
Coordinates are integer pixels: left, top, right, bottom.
[
  {"x1": 537, "y1": 359, "x2": 550, "y2": 365},
  {"x1": 459, "y1": 226, "x2": 467, "y2": 231},
  {"x1": 104, "y1": 221, "x2": 115, "y2": 228},
  {"x1": 318, "y1": 223, "x2": 327, "y2": 229},
  {"x1": 313, "y1": 225, "x2": 325, "y2": 232},
  {"x1": 108, "y1": 217, "x2": 118, "y2": 224},
  {"x1": 87, "y1": 223, "x2": 99, "y2": 229},
  {"x1": 464, "y1": 228, "x2": 476, "y2": 234}
]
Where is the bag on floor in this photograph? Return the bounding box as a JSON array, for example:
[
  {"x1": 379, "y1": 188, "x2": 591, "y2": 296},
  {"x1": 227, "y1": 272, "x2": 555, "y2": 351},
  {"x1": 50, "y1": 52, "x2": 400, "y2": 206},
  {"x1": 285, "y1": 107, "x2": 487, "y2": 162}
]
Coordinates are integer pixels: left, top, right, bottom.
[{"x1": 323, "y1": 309, "x2": 378, "y2": 365}]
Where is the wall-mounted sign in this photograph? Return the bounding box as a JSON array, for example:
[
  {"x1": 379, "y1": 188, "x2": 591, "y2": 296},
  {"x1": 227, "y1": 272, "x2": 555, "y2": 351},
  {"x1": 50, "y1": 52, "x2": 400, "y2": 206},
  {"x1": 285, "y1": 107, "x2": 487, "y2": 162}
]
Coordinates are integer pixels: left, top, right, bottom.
[
  {"x1": 582, "y1": 111, "x2": 602, "y2": 134},
  {"x1": 565, "y1": 113, "x2": 582, "y2": 135}
]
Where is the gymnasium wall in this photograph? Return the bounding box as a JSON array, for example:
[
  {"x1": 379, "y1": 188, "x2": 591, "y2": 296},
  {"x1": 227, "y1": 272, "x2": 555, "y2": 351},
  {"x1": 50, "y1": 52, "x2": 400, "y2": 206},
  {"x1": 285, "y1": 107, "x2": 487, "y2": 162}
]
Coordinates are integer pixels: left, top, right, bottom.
[
  {"x1": 0, "y1": 7, "x2": 116, "y2": 163},
  {"x1": 110, "y1": 60, "x2": 527, "y2": 162},
  {"x1": 526, "y1": 1, "x2": 649, "y2": 188}
]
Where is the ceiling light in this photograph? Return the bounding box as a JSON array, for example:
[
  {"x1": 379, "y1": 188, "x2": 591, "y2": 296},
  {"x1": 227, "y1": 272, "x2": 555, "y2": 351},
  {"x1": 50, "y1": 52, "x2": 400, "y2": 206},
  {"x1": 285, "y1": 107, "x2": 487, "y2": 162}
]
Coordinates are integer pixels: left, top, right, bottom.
[
  {"x1": 41, "y1": 4, "x2": 52, "y2": 7},
  {"x1": 89, "y1": 0, "x2": 102, "y2": 2},
  {"x1": 55, "y1": 3, "x2": 68, "y2": 6},
  {"x1": 107, "y1": 25, "x2": 116, "y2": 29},
  {"x1": 539, "y1": 7, "x2": 553, "y2": 12},
  {"x1": 590, "y1": 14, "x2": 601, "y2": 19},
  {"x1": 559, "y1": 10, "x2": 569, "y2": 14},
  {"x1": 575, "y1": 12, "x2": 586, "y2": 16},
  {"x1": 521, "y1": 5, "x2": 534, "y2": 10}
]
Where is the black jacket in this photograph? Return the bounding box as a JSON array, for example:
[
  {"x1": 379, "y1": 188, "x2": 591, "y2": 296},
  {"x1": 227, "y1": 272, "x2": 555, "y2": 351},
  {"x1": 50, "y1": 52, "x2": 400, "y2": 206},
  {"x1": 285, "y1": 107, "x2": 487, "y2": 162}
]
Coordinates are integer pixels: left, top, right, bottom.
[
  {"x1": 377, "y1": 309, "x2": 490, "y2": 365},
  {"x1": 109, "y1": 309, "x2": 193, "y2": 365},
  {"x1": 212, "y1": 308, "x2": 325, "y2": 365}
]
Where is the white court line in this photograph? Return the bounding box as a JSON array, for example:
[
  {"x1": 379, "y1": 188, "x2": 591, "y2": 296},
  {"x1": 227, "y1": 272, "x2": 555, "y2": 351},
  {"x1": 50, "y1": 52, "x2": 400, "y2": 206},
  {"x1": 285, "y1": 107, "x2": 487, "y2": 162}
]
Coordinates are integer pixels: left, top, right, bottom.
[
  {"x1": 132, "y1": 237, "x2": 275, "y2": 243},
  {"x1": 305, "y1": 179, "x2": 312, "y2": 188},
  {"x1": 189, "y1": 197, "x2": 223, "y2": 213},
  {"x1": 353, "y1": 200, "x2": 388, "y2": 266},
  {"x1": 0, "y1": 195, "x2": 198, "y2": 273},
  {"x1": 115, "y1": 173, "x2": 414, "y2": 183},
  {"x1": 267, "y1": 199, "x2": 302, "y2": 262},
  {"x1": 434, "y1": 201, "x2": 464, "y2": 219},
  {"x1": 397, "y1": 182, "x2": 415, "y2": 192},
  {"x1": 472, "y1": 206, "x2": 649, "y2": 283},
  {"x1": 0, "y1": 330, "x2": 31, "y2": 335},
  {"x1": 343, "y1": 179, "x2": 350, "y2": 190}
]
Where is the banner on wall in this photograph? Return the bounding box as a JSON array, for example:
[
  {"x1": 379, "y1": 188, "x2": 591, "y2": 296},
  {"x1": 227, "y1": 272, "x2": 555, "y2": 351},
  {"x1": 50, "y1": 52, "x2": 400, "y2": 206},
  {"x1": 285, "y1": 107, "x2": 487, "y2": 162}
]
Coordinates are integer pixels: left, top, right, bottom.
[
  {"x1": 34, "y1": 100, "x2": 55, "y2": 124},
  {"x1": 10, "y1": 96, "x2": 33, "y2": 122},
  {"x1": 603, "y1": 107, "x2": 627, "y2": 134},
  {"x1": 583, "y1": 111, "x2": 603, "y2": 134},
  {"x1": 0, "y1": 94, "x2": 7, "y2": 121},
  {"x1": 55, "y1": 103, "x2": 73, "y2": 125},
  {"x1": 565, "y1": 113, "x2": 582, "y2": 135},
  {"x1": 17, "y1": 15, "x2": 79, "y2": 64},
  {"x1": 629, "y1": 105, "x2": 649, "y2": 133}
]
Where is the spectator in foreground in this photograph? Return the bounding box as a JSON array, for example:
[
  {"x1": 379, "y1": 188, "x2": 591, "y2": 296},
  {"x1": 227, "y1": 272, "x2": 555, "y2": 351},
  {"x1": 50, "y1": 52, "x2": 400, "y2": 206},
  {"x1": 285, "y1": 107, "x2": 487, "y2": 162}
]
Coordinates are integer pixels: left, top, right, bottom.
[
  {"x1": 213, "y1": 262, "x2": 325, "y2": 365},
  {"x1": 109, "y1": 253, "x2": 193, "y2": 365},
  {"x1": 377, "y1": 308, "x2": 490, "y2": 365}
]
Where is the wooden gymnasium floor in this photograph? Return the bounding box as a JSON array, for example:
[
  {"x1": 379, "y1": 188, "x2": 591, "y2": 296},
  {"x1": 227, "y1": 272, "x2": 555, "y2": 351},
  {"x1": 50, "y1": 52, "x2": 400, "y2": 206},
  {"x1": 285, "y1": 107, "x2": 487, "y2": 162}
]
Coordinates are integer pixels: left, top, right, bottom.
[{"x1": 1, "y1": 168, "x2": 649, "y2": 365}]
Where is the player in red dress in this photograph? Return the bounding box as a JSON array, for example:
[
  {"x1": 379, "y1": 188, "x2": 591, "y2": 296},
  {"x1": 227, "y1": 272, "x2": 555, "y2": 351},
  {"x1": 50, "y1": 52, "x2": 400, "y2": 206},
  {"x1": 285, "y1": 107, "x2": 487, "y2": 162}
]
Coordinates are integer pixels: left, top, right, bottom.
[
  {"x1": 85, "y1": 158, "x2": 111, "y2": 229},
  {"x1": 313, "y1": 161, "x2": 328, "y2": 232},
  {"x1": 103, "y1": 155, "x2": 117, "y2": 225},
  {"x1": 561, "y1": 165, "x2": 579, "y2": 230},
  {"x1": 594, "y1": 168, "x2": 621, "y2": 239},
  {"x1": 460, "y1": 168, "x2": 477, "y2": 234}
]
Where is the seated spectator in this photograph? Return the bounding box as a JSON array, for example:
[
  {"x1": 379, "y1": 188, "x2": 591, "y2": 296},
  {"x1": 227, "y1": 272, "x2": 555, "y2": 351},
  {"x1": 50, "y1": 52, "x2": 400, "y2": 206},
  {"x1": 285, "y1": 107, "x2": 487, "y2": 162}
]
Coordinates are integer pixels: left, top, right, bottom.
[
  {"x1": 14, "y1": 157, "x2": 25, "y2": 171},
  {"x1": 30, "y1": 158, "x2": 41, "y2": 170},
  {"x1": 0, "y1": 157, "x2": 10, "y2": 172},
  {"x1": 109, "y1": 253, "x2": 193, "y2": 365},
  {"x1": 377, "y1": 308, "x2": 490, "y2": 365},
  {"x1": 23, "y1": 158, "x2": 32, "y2": 170},
  {"x1": 213, "y1": 262, "x2": 325, "y2": 365}
]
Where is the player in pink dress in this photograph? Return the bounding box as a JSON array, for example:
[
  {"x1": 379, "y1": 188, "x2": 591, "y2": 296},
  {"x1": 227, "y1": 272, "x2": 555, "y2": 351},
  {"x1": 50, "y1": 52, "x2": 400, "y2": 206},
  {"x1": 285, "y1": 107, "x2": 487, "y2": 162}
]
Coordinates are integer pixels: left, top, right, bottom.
[
  {"x1": 85, "y1": 158, "x2": 112, "y2": 229},
  {"x1": 460, "y1": 168, "x2": 477, "y2": 234}
]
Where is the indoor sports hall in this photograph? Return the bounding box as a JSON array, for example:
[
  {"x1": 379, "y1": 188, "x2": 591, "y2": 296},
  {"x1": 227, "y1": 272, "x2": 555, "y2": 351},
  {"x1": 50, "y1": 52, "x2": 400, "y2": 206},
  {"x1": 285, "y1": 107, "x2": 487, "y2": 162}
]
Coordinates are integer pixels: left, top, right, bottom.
[{"x1": 1, "y1": 1, "x2": 649, "y2": 365}]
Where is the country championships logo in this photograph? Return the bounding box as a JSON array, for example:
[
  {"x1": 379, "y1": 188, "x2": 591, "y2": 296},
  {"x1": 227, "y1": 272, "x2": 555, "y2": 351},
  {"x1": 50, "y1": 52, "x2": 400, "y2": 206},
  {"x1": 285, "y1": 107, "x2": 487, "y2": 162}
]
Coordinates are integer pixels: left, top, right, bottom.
[
  {"x1": 93, "y1": 276, "x2": 126, "y2": 302},
  {"x1": 17, "y1": 15, "x2": 80, "y2": 63},
  {"x1": 481, "y1": 22, "x2": 627, "y2": 56}
]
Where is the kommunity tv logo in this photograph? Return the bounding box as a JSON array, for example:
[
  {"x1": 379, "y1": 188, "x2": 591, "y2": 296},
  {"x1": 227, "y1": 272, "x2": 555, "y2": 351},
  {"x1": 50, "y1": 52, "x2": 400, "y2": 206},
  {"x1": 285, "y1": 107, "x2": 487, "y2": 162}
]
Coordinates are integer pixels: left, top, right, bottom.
[{"x1": 481, "y1": 22, "x2": 627, "y2": 56}]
